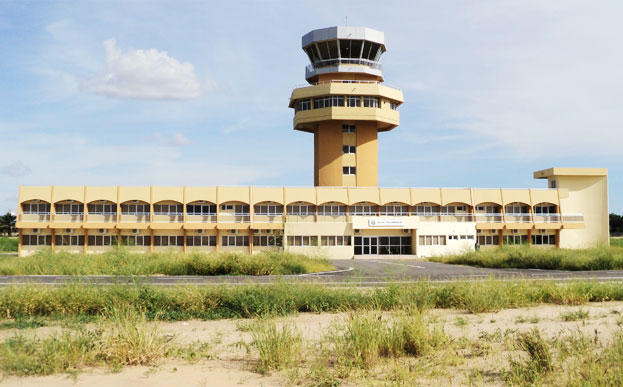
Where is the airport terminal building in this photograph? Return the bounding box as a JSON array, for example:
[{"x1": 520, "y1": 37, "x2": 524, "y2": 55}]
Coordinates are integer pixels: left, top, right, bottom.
[{"x1": 15, "y1": 26, "x2": 609, "y2": 258}]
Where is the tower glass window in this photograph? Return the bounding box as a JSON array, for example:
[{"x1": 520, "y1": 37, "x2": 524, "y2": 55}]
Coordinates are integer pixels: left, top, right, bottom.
[
  {"x1": 347, "y1": 96, "x2": 361, "y2": 107},
  {"x1": 343, "y1": 145, "x2": 356, "y2": 154},
  {"x1": 298, "y1": 99, "x2": 311, "y2": 111},
  {"x1": 363, "y1": 96, "x2": 379, "y2": 108}
]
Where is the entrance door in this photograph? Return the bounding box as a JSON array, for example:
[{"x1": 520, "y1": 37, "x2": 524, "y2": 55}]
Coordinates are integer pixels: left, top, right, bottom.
[{"x1": 355, "y1": 236, "x2": 378, "y2": 255}]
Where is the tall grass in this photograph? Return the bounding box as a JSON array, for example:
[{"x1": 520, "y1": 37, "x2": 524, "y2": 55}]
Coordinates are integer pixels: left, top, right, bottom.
[
  {"x1": 612, "y1": 237, "x2": 623, "y2": 247},
  {"x1": 429, "y1": 244, "x2": 623, "y2": 271},
  {"x1": 0, "y1": 249, "x2": 335, "y2": 275},
  {"x1": 330, "y1": 310, "x2": 446, "y2": 372},
  {"x1": 0, "y1": 237, "x2": 18, "y2": 252},
  {"x1": 244, "y1": 319, "x2": 302, "y2": 374},
  {"x1": 2, "y1": 280, "x2": 623, "y2": 322}
]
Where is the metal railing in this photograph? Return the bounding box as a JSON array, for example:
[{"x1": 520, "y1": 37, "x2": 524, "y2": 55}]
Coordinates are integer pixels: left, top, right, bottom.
[
  {"x1": 562, "y1": 213, "x2": 584, "y2": 223},
  {"x1": 186, "y1": 214, "x2": 217, "y2": 223},
  {"x1": 153, "y1": 214, "x2": 184, "y2": 223},
  {"x1": 474, "y1": 213, "x2": 505, "y2": 223},
  {"x1": 19, "y1": 213, "x2": 51, "y2": 222},
  {"x1": 218, "y1": 213, "x2": 250, "y2": 223},
  {"x1": 253, "y1": 215, "x2": 284, "y2": 223},
  {"x1": 533, "y1": 214, "x2": 561, "y2": 223},
  {"x1": 505, "y1": 213, "x2": 533, "y2": 223}
]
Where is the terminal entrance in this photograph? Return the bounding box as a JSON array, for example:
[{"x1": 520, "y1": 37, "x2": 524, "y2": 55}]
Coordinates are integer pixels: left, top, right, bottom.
[{"x1": 354, "y1": 236, "x2": 412, "y2": 255}]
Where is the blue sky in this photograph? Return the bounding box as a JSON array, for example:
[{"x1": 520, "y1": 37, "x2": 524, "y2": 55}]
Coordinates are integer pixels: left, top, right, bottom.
[{"x1": 0, "y1": 0, "x2": 621, "y2": 214}]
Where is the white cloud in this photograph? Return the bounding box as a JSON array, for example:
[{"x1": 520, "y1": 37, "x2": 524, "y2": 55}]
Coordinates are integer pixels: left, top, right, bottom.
[
  {"x1": 1, "y1": 161, "x2": 32, "y2": 177},
  {"x1": 150, "y1": 132, "x2": 192, "y2": 147},
  {"x1": 84, "y1": 39, "x2": 202, "y2": 100}
]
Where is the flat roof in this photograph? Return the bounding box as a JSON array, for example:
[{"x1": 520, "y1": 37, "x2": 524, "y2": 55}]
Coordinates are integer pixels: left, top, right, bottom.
[
  {"x1": 533, "y1": 167, "x2": 608, "y2": 179},
  {"x1": 302, "y1": 26, "x2": 385, "y2": 48}
]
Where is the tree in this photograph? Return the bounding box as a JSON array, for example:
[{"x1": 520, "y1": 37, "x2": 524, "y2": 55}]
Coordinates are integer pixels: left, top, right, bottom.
[
  {"x1": 0, "y1": 212, "x2": 16, "y2": 236},
  {"x1": 610, "y1": 213, "x2": 623, "y2": 234}
]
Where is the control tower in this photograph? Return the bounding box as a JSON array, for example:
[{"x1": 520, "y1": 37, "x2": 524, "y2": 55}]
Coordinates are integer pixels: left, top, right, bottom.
[{"x1": 289, "y1": 26, "x2": 404, "y2": 187}]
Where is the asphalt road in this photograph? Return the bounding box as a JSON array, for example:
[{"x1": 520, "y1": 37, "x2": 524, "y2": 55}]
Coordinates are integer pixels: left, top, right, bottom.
[{"x1": 1, "y1": 258, "x2": 623, "y2": 286}]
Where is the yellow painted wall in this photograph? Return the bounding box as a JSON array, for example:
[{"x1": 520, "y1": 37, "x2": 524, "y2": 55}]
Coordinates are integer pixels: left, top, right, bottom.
[
  {"x1": 316, "y1": 121, "x2": 343, "y2": 186},
  {"x1": 356, "y1": 122, "x2": 378, "y2": 187}
]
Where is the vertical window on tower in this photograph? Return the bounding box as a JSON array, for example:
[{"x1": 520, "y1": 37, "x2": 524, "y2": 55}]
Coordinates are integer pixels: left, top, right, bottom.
[
  {"x1": 347, "y1": 96, "x2": 361, "y2": 107},
  {"x1": 342, "y1": 145, "x2": 356, "y2": 154},
  {"x1": 298, "y1": 99, "x2": 311, "y2": 111},
  {"x1": 342, "y1": 166, "x2": 356, "y2": 175},
  {"x1": 363, "y1": 96, "x2": 379, "y2": 108},
  {"x1": 342, "y1": 124, "x2": 356, "y2": 133},
  {"x1": 390, "y1": 101, "x2": 398, "y2": 110}
]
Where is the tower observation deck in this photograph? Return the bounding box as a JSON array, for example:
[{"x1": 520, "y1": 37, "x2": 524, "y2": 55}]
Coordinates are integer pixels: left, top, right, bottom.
[{"x1": 289, "y1": 26, "x2": 404, "y2": 187}]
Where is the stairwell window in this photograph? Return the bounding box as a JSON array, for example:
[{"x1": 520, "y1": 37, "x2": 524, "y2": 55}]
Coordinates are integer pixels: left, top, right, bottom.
[
  {"x1": 342, "y1": 124, "x2": 356, "y2": 133},
  {"x1": 343, "y1": 166, "x2": 356, "y2": 175},
  {"x1": 343, "y1": 145, "x2": 356, "y2": 154}
]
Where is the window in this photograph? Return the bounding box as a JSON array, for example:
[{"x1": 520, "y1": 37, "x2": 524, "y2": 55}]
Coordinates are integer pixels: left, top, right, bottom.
[
  {"x1": 347, "y1": 96, "x2": 361, "y2": 107},
  {"x1": 477, "y1": 235, "x2": 500, "y2": 245},
  {"x1": 222, "y1": 236, "x2": 249, "y2": 246},
  {"x1": 287, "y1": 205, "x2": 315, "y2": 215},
  {"x1": 22, "y1": 235, "x2": 52, "y2": 246},
  {"x1": 343, "y1": 166, "x2": 356, "y2": 175},
  {"x1": 342, "y1": 145, "x2": 356, "y2": 154},
  {"x1": 153, "y1": 204, "x2": 183, "y2": 215},
  {"x1": 460, "y1": 235, "x2": 474, "y2": 240},
  {"x1": 441, "y1": 206, "x2": 455, "y2": 215},
  {"x1": 390, "y1": 101, "x2": 398, "y2": 110},
  {"x1": 187, "y1": 236, "x2": 216, "y2": 247},
  {"x1": 350, "y1": 205, "x2": 378, "y2": 216},
  {"x1": 121, "y1": 235, "x2": 150, "y2": 246},
  {"x1": 449, "y1": 235, "x2": 459, "y2": 240},
  {"x1": 504, "y1": 235, "x2": 528, "y2": 245},
  {"x1": 549, "y1": 180, "x2": 557, "y2": 189},
  {"x1": 532, "y1": 234, "x2": 556, "y2": 245},
  {"x1": 87, "y1": 204, "x2": 117, "y2": 215},
  {"x1": 476, "y1": 205, "x2": 500, "y2": 213},
  {"x1": 220, "y1": 204, "x2": 249, "y2": 214},
  {"x1": 121, "y1": 204, "x2": 150, "y2": 215},
  {"x1": 313, "y1": 96, "x2": 344, "y2": 109},
  {"x1": 187, "y1": 204, "x2": 216, "y2": 215},
  {"x1": 379, "y1": 236, "x2": 412, "y2": 254},
  {"x1": 56, "y1": 235, "x2": 85, "y2": 246},
  {"x1": 534, "y1": 205, "x2": 557, "y2": 214},
  {"x1": 287, "y1": 235, "x2": 318, "y2": 246},
  {"x1": 22, "y1": 203, "x2": 51, "y2": 214},
  {"x1": 505, "y1": 205, "x2": 528, "y2": 214},
  {"x1": 221, "y1": 204, "x2": 233, "y2": 211},
  {"x1": 254, "y1": 205, "x2": 283, "y2": 216},
  {"x1": 321, "y1": 236, "x2": 351, "y2": 246},
  {"x1": 55, "y1": 204, "x2": 84, "y2": 214},
  {"x1": 476, "y1": 206, "x2": 485, "y2": 212},
  {"x1": 363, "y1": 96, "x2": 379, "y2": 108},
  {"x1": 380, "y1": 205, "x2": 409, "y2": 216},
  {"x1": 413, "y1": 205, "x2": 439, "y2": 215},
  {"x1": 318, "y1": 205, "x2": 346, "y2": 216},
  {"x1": 253, "y1": 235, "x2": 282, "y2": 247},
  {"x1": 342, "y1": 124, "x2": 356, "y2": 133},
  {"x1": 153, "y1": 235, "x2": 184, "y2": 247},
  {"x1": 418, "y1": 235, "x2": 446, "y2": 246},
  {"x1": 298, "y1": 99, "x2": 311, "y2": 111}
]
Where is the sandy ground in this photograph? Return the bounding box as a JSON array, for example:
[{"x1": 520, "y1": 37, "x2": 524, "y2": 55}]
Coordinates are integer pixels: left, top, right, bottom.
[{"x1": 1, "y1": 302, "x2": 622, "y2": 386}]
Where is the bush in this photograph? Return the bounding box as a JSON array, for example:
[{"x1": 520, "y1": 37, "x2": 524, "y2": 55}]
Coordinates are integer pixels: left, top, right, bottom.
[
  {"x1": 0, "y1": 237, "x2": 18, "y2": 252},
  {"x1": 0, "y1": 249, "x2": 335, "y2": 276},
  {"x1": 429, "y1": 245, "x2": 623, "y2": 271}
]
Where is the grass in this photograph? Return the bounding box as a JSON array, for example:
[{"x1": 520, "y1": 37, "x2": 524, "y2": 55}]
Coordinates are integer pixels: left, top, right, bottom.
[
  {"x1": 0, "y1": 306, "x2": 210, "y2": 377},
  {"x1": 0, "y1": 237, "x2": 18, "y2": 252},
  {"x1": 506, "y1": 329, "x2": 553, "y2": 384},
  {"x1": 612, "y1": 237, "x2": 623, "y2": 247},
  {"x1": 243, "y1": 319, "x2": 302, "y2": 374},
  {"x1": 0, "y1": 249, "x2": 335, "y2": 276},
  {"x1": 2, "y1": 279, "x2": 623, "y2": 322},
  {"x1": 560, "y1": 308, "x2": 590, "y2": 322},
  {"x1": 428, "y1": 244, "x2": 623, "y2": 271}
]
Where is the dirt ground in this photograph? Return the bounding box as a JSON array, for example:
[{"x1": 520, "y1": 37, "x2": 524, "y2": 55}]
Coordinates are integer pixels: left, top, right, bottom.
[{"x1": 1, "y1": 301, "x2": 623, "y2": 386}]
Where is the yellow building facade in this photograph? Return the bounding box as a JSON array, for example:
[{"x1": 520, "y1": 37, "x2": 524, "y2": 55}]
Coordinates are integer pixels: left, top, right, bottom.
[{"x1": 15, "y1": 26, "x2": 609, "y2": 258}]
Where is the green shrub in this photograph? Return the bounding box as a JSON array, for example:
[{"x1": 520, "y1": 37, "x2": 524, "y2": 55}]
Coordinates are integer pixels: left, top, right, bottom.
[
  {"x1": 0, "y1": 237, "x2": 17, "y2": 252},
  {"x1": 244, "y1": 319, "x2": 302, "y2": 374},
  {"x1": 0, "y1": 249, "x2": 335, "y2": 276},
  {"x1": 429, "y1": 245, "x2": 623, "y2": 271}
]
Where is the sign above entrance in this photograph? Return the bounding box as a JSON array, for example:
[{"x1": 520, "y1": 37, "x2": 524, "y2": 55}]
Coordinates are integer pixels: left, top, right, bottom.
[{"x1": 368, "y1": 219, "x2": 405, "y2": 227}]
